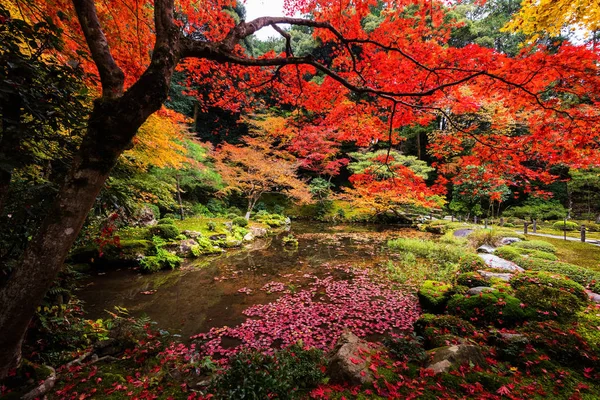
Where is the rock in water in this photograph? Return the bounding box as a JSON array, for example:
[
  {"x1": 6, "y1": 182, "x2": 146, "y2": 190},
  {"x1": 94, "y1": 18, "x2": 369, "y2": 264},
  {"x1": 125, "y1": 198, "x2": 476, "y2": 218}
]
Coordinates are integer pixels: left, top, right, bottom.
[
  {"x1": 426, "y1": 344, "x2": 486, "y2": 374},
  {"x1": 328, "y1": 331, "x2": 376, "y2": 385},
  {"x1": 478, "y1": 254, "x2": 524, "y2": 272},
  {"x1": 176, "y1": 239, "x2": 199, "y2": 257}
]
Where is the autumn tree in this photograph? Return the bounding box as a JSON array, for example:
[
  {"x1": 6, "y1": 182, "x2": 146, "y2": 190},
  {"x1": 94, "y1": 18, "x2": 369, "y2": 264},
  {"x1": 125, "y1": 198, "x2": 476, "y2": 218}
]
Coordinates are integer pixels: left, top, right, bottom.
[
  {"x1": 214, "y1": 136, "x2": 310, "y2": 219},
  {"x1": 2, "y1": 0, "x2": 600, "y2": 377}
]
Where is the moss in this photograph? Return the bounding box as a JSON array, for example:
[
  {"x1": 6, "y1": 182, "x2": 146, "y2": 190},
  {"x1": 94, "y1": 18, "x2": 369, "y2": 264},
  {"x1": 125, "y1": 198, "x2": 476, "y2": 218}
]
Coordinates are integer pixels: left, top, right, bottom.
[
  {"x1": 190, "y1": 237, "x2": 222, "y2": 256},
  {"x1": 575, "y1": 307, "x2": 600, "y2": 354},
  {"x1": 417, "y1": 280, "x2": 452, "y2": 312},
  {"x1": 414, "y1": 314, "x2": 476, "y2": 347},
  {"x1": 512, "y1": 240, "x2": 557, "y2": 253},
  {"x1": 515, "y1": 284, "x2": 584, "y2": 321},
  {"x1": 232, "y1": 216, "x2": 248, "y2": 227},
  {"x1": 447, "y1": 291, "x2": 533, "y2": 327},
  {"x1": 528, "y1": 237, "x2": 600, "y2": 272},
  {"x1": 456, "y1": 271, "x2": 488, "y2": 288},
  {"x1": 493, "y1": 246, "x2": 522, "y2": 262},
  {"x1": 457, "y1": 253, "x2": 487, "y2": 273},
  {"x1": 510, "y1": 271, "x2": 588, "y2": 302},
  {"x1": 149, "y1": 224, "x2": 180, "y2": 240}
]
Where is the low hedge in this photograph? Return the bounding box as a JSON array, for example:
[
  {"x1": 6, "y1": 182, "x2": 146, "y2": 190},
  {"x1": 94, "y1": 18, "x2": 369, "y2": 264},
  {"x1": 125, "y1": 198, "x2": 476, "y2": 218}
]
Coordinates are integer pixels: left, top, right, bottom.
[{"x1": 552, "y1": 220, "x2": 579, "y2": 231}]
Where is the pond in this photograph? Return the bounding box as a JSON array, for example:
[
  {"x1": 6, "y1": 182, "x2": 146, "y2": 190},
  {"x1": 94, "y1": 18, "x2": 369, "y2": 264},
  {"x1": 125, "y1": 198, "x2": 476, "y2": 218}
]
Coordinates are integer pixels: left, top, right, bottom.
[{"x1": 77, "y1": 222, "x2": 429, "y2": 346}]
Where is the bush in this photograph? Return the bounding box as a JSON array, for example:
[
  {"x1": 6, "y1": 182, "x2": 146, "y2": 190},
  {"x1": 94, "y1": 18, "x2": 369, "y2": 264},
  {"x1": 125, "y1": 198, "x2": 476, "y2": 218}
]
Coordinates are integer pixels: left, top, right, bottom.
[
  {"x1": 210, "y1": 345, "x2": 326, "y2": 399},
  {"x1": 510, "y1": 271, "x2": 588, "y2": 302},
  {"x1": 190, "y1": 237, "x2": 222, "y2": 256},
  {"x1": 383, "y1": 334, "x2": 427, "y2": 363},
  {"x1": 158, "y1": 217, "x2": 176, "y2": 225},
  {"x1": 140, "y1": 236, "x2": 182, "y2": 272},
  {"x1": 232, "y1": 216, "x2": 248, "y2": 227},
  {"x1": 493, "y1": 246, "x2": 521, "y2": 262},
  {"x1": 447, "y1": 291, "x2": 532, "y2": 326},
  {"x1": 502, "y1": 198, "x2": 567, "y2": 221},
  {"x1": 227, "y1": 206, "x2": 243, "y2": 216},
  {"x1": 514, "y1": 284, "x2": 584, "y2": 321},
  {"x1": 456, "y1": 272, "x2": 489, "y2": 288},
  {"x1": 207, "y1": 221, "x2": 217, "y2": 231},
  {"x1": 417, "y1": 280, "x2": 452, "y2": 312},
  {"x1": 388, "y1": 238, "x2": 468, "y2": 266},
  {"x1": 457, "y1": 253, "x2": 487, "y2": 272},
  {"x1": 552, "y1": 220, "x2": 579, "y2": 231},
  {"x1": 191, "y1": 203, "x2": 212, "y2": 217},
  {"x1": 413, "y1": 314, "x2": 476, "y2": 347},
  {"x1": 512, "y1": 240, "x2": 556, "y2": 254},
  {"x1": 150, "y1": 224, "x2": 180, "y2": 240}
]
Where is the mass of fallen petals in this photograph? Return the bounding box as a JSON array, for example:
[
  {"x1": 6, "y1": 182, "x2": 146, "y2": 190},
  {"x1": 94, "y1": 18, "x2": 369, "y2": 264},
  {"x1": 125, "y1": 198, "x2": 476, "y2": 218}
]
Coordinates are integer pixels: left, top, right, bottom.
[
  {"x1": 192, "y1": 264, "x2": 420, "y2": 357},
  {"x1": 260, "y1": 281, "x2": 286, "y2": 293},
  {"x1": 237, "y1": 287, "x2": 253, "y2": 295}
]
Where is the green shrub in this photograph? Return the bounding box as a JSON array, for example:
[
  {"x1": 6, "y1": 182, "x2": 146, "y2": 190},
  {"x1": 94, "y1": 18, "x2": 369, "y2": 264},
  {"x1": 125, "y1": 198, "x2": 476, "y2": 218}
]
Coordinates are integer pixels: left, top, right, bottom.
[
  {"x1": 210, "y1": 344, "x2": 326, "y2": 399},
  {"x1": 139, "y1": 236, "x2": 182, "y2": 272},
  {"x1": 232, "y1": 216, "x2": 248, "y2": 227},
  {"x1": 503, "y1": 222, "x2": 515, "y2": 228},
  {"x1": 457, "y1": 253, "x2": 487, "y2": 272},
  {"x1": 387, "y1": 238, "x2": 467, "y2": 265},
  {"x1": 502, "y1": 198, "x2": 567, "y2": 221},
  {"x1": 552, "y1": 220, "x2": 579, "y2": 231},
  {"x1": 150, "y1": 224, "x2": 180, "y2": 240},
  {"x1": 207, "y1": 221, "x2": 217, "y2": 231},
  {"x1": 447, "y1": 291, "x2": 532, "y2": 326},
  {"x1": 158, "y1": 218, "x2": 176, "y2": 225},
  {"x1": 512, "y1": 240, "x2": 556, "y2": 254},
  {"x1": 493, "y1": 246, "x2": 521, "y2": 262},
  {"x1": 510, "y1": 271, "x2": 588, "y2": 302},
  {"x1": 226, "y1": 213, "x2": 239, "y2": 220},
  {"x1": 190, "y1": 237, "x2": 222, "y2": 256},
  {"x1": 162, "y1": 213, "x2": 177, "y2": 220},
  {"x1": 413, "y1": 314, "x2": 476, "y2": 347},
  {"x1": 417, "y1": 280, "x2": 452, "y2": 312},
  {"x1": 383, "y1": 334, "x2": 427, "y2": 363},
  {"x1": 227, "y1": 206, "x2": 242, "y2": 216},
  {"x1": 282, "y1": 234, "x2": 299, "y2": 247},
  {"x1": 456, "y1": 272, "x2": 488, "y2": 288},
  {"x1": 191, "y1": 203, "x2": 212, "y2": 217},
  {"x1": 515, "y1": 284, "x2": 584, "y2": 321}
]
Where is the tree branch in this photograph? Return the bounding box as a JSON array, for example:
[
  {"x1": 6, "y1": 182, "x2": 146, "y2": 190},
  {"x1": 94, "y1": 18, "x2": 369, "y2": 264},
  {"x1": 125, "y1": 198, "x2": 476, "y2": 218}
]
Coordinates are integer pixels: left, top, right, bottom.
[{"x1": 72, "y1": 0, "x2": 124, "y2": 98}]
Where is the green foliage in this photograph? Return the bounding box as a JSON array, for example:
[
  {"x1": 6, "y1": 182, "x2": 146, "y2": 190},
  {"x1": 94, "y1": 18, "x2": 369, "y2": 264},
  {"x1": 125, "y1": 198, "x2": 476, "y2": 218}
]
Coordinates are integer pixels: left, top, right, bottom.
[
  {"x1": 348, "y1": 149, "x2": 434, "y2": 180},
  {"x1": 232, "y1": 216, "x2": 248, "y2": 227},
  {"x1": 190, "y1": 237, "x2": 222, "y2": 256},
  {"x1": 510, "y1": 271, "x2": 588, "y2": 302},
  {"x1": 207, "y1": 221, "x2": 217, "y2": 231},
  {"x1": 447, "y1": 291, "x2": 532, "y2": 326},
  {"x1": 140, "y1": 236, "x2": 181, "y2": 272},
  {"x1": 552, "y1": 220, "x2": 580, "y2": 231},
  {"x1": 209, "y1": 344, "x2": 326, "y2": 399},
  {"x1": 150, "y1": 224, "x2": 180, "y2": 240},
  {"x1": 503, "y1": 198, "x2": 567, "y2": 221},
  {"x1": 495, "y1": 245, "x2": 558, "y2": 262},
  {"x1": 282, "y1": 234, "x2": 299, "y2": 247},
  {"x1": 576, "y1": 307, "x2": 600, "y2": 353},
  {"x1": 457, "y1": 253, "x2": 488, "y2": 272},
  {"x1": 413, "y1": 314, "x2": 476, "y2": 348},
  {"x1": 467, "y1": 228, "x2": 525, "y2": 247},
  {"x1": 456, "y1": 271, "x2": 489, "y2": 288},
  {"x1": 254, "y1": 211, "x2": 287, "y2": 227},
  {"x1": 418, "y1": 280, "x2": 452, "y2": 312},
  {"x1": 383, "y1": 334, "x2": 427, "y2": 363},
  {"x1": 387, "y1": 238, "x2": 468, "y2": 265},
  {"x1": 158, "y1": 218, "x2": 176, "y2": 225},
  {"x1": 514, "y1": 284, "x2": 584, "y2": 321},
  {"x1": 309, "y1": 177, "x2": 333, "y2": 202},
  {"x1": 512, "y1": 240, "x2": 557, "y2": 254}
]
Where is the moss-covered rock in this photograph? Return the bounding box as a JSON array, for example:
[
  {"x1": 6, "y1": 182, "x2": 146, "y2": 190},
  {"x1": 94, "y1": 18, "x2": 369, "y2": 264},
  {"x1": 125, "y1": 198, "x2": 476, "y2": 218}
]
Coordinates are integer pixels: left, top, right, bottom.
[
  {"x1": 69, "y1": 239, "x2": 152, "y2": 266},
  {"x1": 457, "y1": 253, "x2": 487, "y2": 273},
  {"x1": 150, "y1": 224, "x2": 180, "y2": 240},
  {"x1": 426, "y1": 344, "x2": 487, "y2": 374},
  {"x1": 414, "y1": 314, "x2": 476, "y2": 348},
  {"x1": 514, "y1": 284, "x2": 584, "y2": 321},
  {"x1": 510, "y1": 271, "x2": 588, "y2": 302},
  {"x1": 512, "y1": 240, "x2": 557, "y2": 254},
  {"x1": 447, "y1": 291, "x2": 533, "y2": 327},
  {"x1": 417, "y1": 280, "x2": 452, "y2": 312},
  {"x1": 456, "y1": 271, "x2": 488, "y2": 288}
]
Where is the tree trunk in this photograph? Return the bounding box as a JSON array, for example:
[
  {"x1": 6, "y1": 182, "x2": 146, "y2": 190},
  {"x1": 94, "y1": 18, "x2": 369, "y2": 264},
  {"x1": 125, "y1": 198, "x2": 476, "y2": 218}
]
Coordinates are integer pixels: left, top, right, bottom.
[{"x1": 176, "y1": 174, "x2": 184, "y2": 220}]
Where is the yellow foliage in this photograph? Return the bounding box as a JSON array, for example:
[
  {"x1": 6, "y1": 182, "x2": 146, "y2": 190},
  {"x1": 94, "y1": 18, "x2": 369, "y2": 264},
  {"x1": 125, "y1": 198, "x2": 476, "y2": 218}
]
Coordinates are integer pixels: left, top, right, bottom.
[
  {"x1": 122, "y1": 109, "x2": 191, "y2": 170},
  {"x1": 505, "y1": 0, "x2": 600, "y2": 43}
]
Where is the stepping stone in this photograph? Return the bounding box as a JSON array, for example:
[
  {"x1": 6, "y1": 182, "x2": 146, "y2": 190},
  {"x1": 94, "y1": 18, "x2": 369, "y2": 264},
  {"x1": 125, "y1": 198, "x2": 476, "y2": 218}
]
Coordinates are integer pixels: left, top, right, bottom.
[
  {"x1": 478, "y1": 254, "x2": 524, "y2": 273},
  {"x1": 453, "y1": 229, "x2": 473, "y2": 238},
  {"x1": 477, "y1": 245, "x2": 496, "y2": 254},
  {"x1": 477, "y1": 270, "x2": 513, "y2": 282},
  {"x1": 467, "y1": 286, "x2": 497, "y2": 295},
  {"x1": 499, "y1": 237, "x2": 522, "y2": 245}
]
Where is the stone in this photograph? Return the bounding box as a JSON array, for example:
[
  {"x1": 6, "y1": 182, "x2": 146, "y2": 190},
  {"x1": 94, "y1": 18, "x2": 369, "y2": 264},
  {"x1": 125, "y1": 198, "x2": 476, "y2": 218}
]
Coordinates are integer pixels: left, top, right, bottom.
[
  {"x1": 250, "y1": 226, "x2": 268, "y2": 238},
  {"x1": 284, "y1": 217, "x2": 291, "y2": 225},
  {"x1": 499, "y1": 237, "x2": 522, "y2": 245},
  {"x1": 586, "y1": 290, "x2": 600, "y2": 303},
  {"x1": 477, "y1": 270, "x2": 513, "y2": 282},
  {"x1": 136, "y1": 205, "x2": 157, "y2": 227},
  {"x1": 467, "y1": 286, "x2": 498, "y2": 295},
  {"x1": 243, "y1": 232, "x2": 255, "y2": 242},
  {"x1": 453, "y1": 229, "x2": 473, "y2": 238},
  {"x1": 182, "y1": 230, "x2": 202, "y2": 239},
  {"x1": 327, "y1": 331, "x2": 376, "y2": 385},
  {"x1": 224, "y1": 239, "x2": 242, "y2": 248},
  {"x1": 426, "y1": 344, "x2": 486, "y2": 374},
  {"x1": 176, "y1": 239, "x2": 199, "y2": 257},
  {"x1": 476, "y1": 245, "x2": 496, "y2": 254},
  {"x1": 224, "y1": 222, "x2": 233, "y2": 231},
  {"x1": 209, "y1": 234, "x2": 227, "y2": 241},
  {"x1": 478, "y1": 254, "x2": 524, "y2": 273}
]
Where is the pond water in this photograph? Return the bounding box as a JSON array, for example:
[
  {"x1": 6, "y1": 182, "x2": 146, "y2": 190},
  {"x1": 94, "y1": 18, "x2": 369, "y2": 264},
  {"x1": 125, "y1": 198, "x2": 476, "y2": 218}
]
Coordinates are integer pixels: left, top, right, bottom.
[{"x1": 77, "y1": 222, "x2": 428, "y2": 341}]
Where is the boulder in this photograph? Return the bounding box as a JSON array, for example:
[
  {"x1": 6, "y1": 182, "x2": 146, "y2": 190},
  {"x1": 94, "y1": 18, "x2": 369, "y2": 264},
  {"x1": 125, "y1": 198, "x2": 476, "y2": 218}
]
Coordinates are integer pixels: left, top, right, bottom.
[
  {"x1": 250, "y1": 226, "x2": 268, "y2": 238},
  {"x1": 467, "y1": 286, "x2": 497, "y2": 295},
  {"x1": 453, "y1": 229, "x2": 473, "y2": 238},
  {"x1": 586, "y1": 290, "x2": 600, "y2": 303},
  {"x1": 224, "y1": 239, "x2": 243, "y2": 248},
  {"x1": 499, "y1": 237, "x2": 522, "y2": 245},
  {"x1": 224, "y1": 222, "x2": 233, "y2": 231},
  {"x1": 243, "y1": 232, "x2": 254, "y2": 242},
  {"x1": 328, "y1": 331, "x2": 376, "y2": 385},
  {"x1": 182, "y1": 230, "x2": 202, "y2": 239},
  {"x1": 209, "y1": 234, "x2": 227, "y2": 241},
  {"x1": 176, "y1": 239, "x2": 199, "y2": 257},
  {"x1": 284, "y1": 217, "x2": 291, "y2": 225},
  {"x1": 477, "y1": 270, "x2": 513, "y2": 282},
  {"x1": 478, "y1": 254, "x2": 524, "y2": 273},
  {"x1": 476, "y1": 245, "x2": 496, "y2": 254},
  {"x1": 136, "y1": 206, "x2": 157, "y2": 227},
  {"x1": 426, "y1": 344, "x2": 486, "y2": 374}
]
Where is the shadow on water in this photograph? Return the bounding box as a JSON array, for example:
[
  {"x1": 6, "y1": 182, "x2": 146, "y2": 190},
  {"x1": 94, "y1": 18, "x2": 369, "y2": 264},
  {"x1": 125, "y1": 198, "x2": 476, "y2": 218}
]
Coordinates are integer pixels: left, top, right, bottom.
[{"x1": 77, "y1": 222, "x2": 427, "y2": 340}]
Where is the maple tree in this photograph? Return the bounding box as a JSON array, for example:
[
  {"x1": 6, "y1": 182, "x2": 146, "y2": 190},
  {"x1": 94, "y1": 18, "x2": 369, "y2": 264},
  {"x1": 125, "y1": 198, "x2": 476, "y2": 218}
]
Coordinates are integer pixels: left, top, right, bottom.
[
  {"x1": 213, "y1": 136, "x2": 310, "y2": 219},
  {"x1": 1, "y1": 0, "x2": 600, "y2": 378}
]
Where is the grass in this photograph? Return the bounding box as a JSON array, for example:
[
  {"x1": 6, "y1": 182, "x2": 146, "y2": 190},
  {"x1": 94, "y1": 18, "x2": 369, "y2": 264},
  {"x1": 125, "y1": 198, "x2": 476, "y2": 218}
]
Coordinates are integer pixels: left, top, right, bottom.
[{"x1": 534, "y1": 237, "x2": 600, "y2": 271}]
